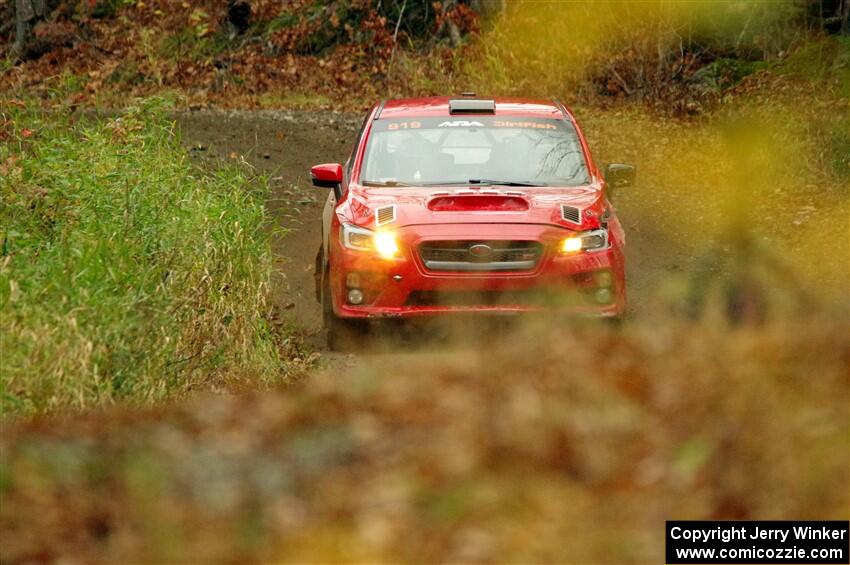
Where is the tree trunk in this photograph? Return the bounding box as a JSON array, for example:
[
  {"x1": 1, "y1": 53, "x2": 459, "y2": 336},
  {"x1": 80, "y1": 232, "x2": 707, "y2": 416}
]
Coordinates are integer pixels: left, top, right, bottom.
[{"x1": 13, "y1": 0, "x2": 47, "y2": 59}]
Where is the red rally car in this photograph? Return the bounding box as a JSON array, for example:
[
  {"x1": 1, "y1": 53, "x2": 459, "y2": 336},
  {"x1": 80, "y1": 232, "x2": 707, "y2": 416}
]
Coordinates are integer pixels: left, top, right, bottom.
[{"x1": 311, "y1": 96, "x2": 635, "y2": 346}]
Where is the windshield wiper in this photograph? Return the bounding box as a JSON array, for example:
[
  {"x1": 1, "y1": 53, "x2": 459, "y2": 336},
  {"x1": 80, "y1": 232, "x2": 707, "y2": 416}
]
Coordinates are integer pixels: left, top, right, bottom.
[
  {"x1": 419, "y1": 179, "x2": 547, "y2": 187},
  {"x1": 362, "y1": 180, "x2": 414, "y2": 187},
  {"x1": 468, "y1": 179, "x2": 546, "y2": 187}
]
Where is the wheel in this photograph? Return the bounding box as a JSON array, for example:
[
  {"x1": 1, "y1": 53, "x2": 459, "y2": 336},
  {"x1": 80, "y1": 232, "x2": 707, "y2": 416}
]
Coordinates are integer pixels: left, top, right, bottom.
[{"x1": 320, "y1": 264, "x2": 367, "y2": 351}]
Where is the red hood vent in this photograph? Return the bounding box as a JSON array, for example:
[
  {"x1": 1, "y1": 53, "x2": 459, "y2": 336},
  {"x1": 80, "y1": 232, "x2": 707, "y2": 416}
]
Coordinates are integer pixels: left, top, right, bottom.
[{"x1": 427, "y1": 194, "x2": 530, "y2": 212}]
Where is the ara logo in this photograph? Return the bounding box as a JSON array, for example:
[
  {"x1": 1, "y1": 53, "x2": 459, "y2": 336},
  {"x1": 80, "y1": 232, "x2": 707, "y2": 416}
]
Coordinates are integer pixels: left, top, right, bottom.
[{"x1": 438, "y1": 120, "x2": 485, "y2": 128}]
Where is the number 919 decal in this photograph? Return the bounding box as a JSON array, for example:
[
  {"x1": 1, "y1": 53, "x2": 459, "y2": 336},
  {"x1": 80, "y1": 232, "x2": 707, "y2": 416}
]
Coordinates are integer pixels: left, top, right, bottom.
[{"x1": 387, "y1": 121, "x2": 422, "y2": 130}]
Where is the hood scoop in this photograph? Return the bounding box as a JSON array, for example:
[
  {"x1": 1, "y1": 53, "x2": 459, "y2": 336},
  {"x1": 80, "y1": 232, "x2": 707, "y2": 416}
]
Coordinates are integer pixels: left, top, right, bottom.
[{"x1": 427, "y1": 194, "x2": 530, "y2": 212}]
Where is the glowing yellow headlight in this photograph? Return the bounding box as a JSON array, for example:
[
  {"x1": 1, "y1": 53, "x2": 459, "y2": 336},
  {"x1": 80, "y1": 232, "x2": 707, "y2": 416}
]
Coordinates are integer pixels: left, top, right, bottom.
[
  {"x1": 374, "y1": 231, "x2": 399, "y2": 258},
  {"x1": 561, "y1": 236, "x2": 583, "y2": 253}
]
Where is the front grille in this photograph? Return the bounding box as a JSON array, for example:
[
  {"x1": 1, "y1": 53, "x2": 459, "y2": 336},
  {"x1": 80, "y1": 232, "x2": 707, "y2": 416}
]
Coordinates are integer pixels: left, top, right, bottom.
[{"x1": 419, "y1": 240, "x2": 542, "y2": 272}]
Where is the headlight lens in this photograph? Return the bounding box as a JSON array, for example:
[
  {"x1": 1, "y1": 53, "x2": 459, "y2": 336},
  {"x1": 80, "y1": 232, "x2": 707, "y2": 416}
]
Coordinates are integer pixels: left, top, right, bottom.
[
  {"x1": 374, "y1": 231, "x2": 399, "y2": 258},
  {"x1": 562, "y1": 237, "x2": 583, "y2": 253},
  {"x1": 561, "y1": 229, "x2": 609, "y2": 254},
  {"x1": 341, "y1": 224, "x2": 399, "y2": 258}
]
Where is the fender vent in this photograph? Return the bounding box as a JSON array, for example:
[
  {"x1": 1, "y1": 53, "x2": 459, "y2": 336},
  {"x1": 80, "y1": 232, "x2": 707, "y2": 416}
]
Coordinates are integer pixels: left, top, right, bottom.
[
  {"x1": 375, "y1": 205, "x2": 396, "y2": 226},
  {"x1": 561, "y1": 204, "x2": 581, "y2": 224}
]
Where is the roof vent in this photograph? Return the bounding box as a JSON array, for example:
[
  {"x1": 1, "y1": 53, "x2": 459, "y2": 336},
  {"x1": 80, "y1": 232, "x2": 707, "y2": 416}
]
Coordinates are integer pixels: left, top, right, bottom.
[{"x1": 449, "y1": 99, "x2": 495, "y2": 114}]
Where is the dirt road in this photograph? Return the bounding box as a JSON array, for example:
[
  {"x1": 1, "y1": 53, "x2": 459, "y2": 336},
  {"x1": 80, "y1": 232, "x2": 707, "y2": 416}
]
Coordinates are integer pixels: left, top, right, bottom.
[{"x1": 179, "y1": 110, "x2": 360, "y2": 342}]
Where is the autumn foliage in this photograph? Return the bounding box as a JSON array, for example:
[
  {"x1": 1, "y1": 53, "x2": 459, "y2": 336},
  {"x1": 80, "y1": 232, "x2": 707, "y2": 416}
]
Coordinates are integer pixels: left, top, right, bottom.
[
  {"x1": 1, "y1": 317, "x2": 847, "y2": 562},
  {"x1": 1, "y1": 0, "x2": 482, "y2": 109},
  {"x1": 3, "y1": 1, "x2": 846, "y2": 113},
  {"x1": 1, "y1": 3, "x2": 848, "y2": 562}
]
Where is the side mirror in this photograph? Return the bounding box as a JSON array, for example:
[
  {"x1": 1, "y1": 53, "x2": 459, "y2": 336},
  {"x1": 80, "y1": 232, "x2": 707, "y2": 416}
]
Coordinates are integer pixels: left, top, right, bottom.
[
  {"x1": 604, "y1": 163, "x2": 636, "y2": 189},
  {"x1": 311, "y1": 163, "x2": 343, "y2": 199},
  {"x1": 311, "y1": 163, "x2": 343, "y2": 188}
]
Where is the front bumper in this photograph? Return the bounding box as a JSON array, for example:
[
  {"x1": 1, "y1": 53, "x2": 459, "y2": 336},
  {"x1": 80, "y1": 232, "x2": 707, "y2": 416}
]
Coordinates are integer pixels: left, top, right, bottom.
[{"x1": 329, "y1": 223, "x2": 626, "y2": 319}]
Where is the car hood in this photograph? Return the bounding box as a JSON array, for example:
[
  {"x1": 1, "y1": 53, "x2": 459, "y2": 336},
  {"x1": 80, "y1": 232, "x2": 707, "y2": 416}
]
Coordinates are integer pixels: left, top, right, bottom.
[{"x1": 340, "y1": 184, "x2": 606, "y2": 231}]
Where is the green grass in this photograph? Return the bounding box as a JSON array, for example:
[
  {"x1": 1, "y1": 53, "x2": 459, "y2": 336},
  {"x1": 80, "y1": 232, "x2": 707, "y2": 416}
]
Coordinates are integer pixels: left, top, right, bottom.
[
  {"x1": 0, "y1": 57, "x2": 14, "y2": 75},
  {"x1": 0, "y1": 98, "x2": 285, "y2": 415},
  {"x1": 263, "y1": 12, "x2": 299, "y2": 34},
  {"x1": 158, "y1": 28, "x2": 233, "y2": 62},
  {"x1": 775, "y1": 35, "x2": 850, "y2": 86}
]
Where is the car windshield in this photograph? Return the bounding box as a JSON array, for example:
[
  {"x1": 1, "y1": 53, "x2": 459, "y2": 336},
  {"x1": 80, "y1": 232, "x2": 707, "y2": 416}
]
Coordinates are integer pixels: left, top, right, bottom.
[{"x1": 360, "y1": 116, "x2": 590, "y2": 187}]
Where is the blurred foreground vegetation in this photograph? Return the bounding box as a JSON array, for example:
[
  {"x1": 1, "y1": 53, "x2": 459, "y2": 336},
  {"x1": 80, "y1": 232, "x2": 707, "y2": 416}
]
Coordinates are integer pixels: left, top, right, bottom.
[
  {"x1": 1, "y1": 317, "x2": 847, "y2": 562},
  {"x1": 0, "y1": 100, "x2": 308, "y2": 415}
]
